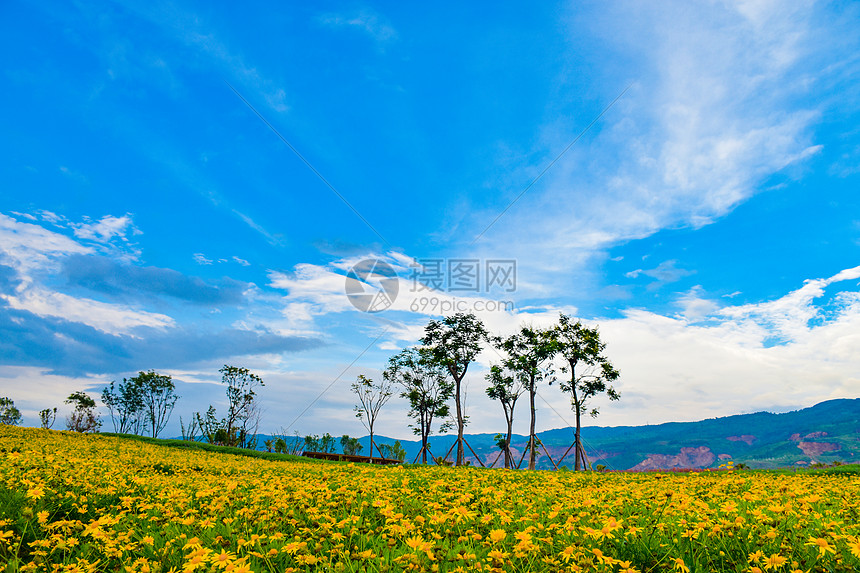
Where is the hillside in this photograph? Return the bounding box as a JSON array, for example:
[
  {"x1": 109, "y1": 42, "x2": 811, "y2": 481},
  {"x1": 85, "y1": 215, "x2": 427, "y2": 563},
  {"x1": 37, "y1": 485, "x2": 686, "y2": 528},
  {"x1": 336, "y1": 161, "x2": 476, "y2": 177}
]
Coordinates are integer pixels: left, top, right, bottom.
[{"x1": 369, "y1": 398, "x2": 860, "y2": 470}]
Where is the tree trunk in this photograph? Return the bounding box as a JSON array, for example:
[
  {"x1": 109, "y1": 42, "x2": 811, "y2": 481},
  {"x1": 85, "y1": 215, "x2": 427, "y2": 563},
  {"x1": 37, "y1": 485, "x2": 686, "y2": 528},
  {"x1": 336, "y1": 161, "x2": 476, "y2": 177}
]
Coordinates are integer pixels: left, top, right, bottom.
[
  {"x1": 505, "y1": 417, "x2": 514, "y2": 469},
  {"x1": 573, "y1": 385, "x2": 582, "y2": 471},
  {"x1": 455, "y1": 376, "x2": 464, "y2": 466},
  {"x1": 528, "y1": 378, "x2": 537, "y2": 470},
  {"x1": 422, "y1": 431, "x2": 429, "y2": 464}
]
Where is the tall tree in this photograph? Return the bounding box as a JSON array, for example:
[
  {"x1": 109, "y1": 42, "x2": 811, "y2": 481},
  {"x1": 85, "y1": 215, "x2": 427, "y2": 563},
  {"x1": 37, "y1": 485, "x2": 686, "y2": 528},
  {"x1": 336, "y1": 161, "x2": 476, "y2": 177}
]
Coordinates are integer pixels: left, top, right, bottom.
[
  {"x1": 101, "y1": 378, "x2": 145, "y2": 434},
  {"x1": 485, "y1": 364, "x2": 525, "y2": 469},
  {"x1": 351, "y1": 374, "x2": 393, "y2": 458},
  {"x1": 126, "y1": 371, "x2": 179, "y2": 438},
  {"x1": 39, "y1": 407, "x2": 57, "y2": 429},
  {"x1": 0, "y1": 397, "x2": 22, "y2": 426},
  {"x1": 496, "y1": 325, "x2": 557, "y2": 470},
  {"x1": 220, "y1": 365, "x2": 264, "y2": 448},
  {"x1": 421, "y1": 313, "x2": 488, "y2": 466},
  {"x1": 552, "y1": 314, "x2": 620, "y2": 470},
  {"x1": 384, "y1": 347, "x2": 453, "y2": 464},
  {"x1": 65, "y1": 391, "x2": 101, "y2": 433}
]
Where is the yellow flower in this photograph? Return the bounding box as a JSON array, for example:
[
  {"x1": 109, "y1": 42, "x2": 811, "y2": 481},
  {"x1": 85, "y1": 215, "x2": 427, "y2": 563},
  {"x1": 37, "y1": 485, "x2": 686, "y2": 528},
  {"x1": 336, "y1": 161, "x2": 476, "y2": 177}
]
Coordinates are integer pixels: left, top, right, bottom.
[
  {"x1": 805, "y1": 537, "x2": 835, "y2": 556},
  {"x1": 763, "y1": 554, "x2": 787, "y2": 570},
  {"x1": 210, "y1": 550, "x2": 236, "y2": 569},
  {"x1": 559, "y1": 545, "x2": 577, "y2": 563},
  {"x1": 846, "y1": 537, "x2": 860, "y2": 560},
  {"x1": 672, "y1": 557, "x2": 690, "y2": 573},
  {"x1": 488, "y1": 529, "x2": 506, "y2": 543},
  {"x1": 26, "y1": 486, "x2": 45, "y2": 500}
]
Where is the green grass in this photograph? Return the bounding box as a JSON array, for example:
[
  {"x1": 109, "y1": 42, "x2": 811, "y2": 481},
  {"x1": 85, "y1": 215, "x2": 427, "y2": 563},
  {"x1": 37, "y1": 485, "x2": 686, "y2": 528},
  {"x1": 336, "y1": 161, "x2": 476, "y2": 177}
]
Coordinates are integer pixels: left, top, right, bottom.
[{"x1": 98, "y1": 432, "x2": 318, "y2": 464}]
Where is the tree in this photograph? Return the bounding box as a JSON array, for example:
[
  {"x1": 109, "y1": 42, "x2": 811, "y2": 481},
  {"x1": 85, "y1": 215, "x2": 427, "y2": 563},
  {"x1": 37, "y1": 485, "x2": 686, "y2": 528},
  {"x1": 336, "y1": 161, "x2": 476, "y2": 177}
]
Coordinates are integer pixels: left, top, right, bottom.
[
  {"x1": 195, "y1": 405, "x2": 224, "y2": 444},
  {"x1": 179, "y1": 415, "x2": 199, "y2": 441},
  {"x1": 131, "y1": 371, "x2": 179, "y2": 439},
  {"x1": 304, "y1": 433, "x2": 336, "y2": 453},
  {"x1": 378, "y1": 440, "x2": 407, "y2": 461},
  {"x1": 384, "y1": 347, "x2": 453, "y2": 464},
  {"x1": 0, "y1": 397, "x2": 22, "y2": 426},
  {"x1": 65, "y1": 391, "x2": 101, "y2": 433},
  {"x1": 421, "y1": 313, "x2": 488, "y2": 466},
  {"x1": 39, "y1": 407, "x2": 57, "y2": 429},
  {"x1": 102, "y1": 378, "x2": 145, "y2": 434},
  {"x1": 220, "y1": 365, "x2": 264, "y2": 448},
  {"x1": 341, "y1": 435, "x2": 363, "y2": 456},
  {"x1": 485, "y1": 364, "x2": 525, "y2": 469},
  {"x1": 495, "y1": 325, "x2": 557, "y2": 470},
  {"x1": 552, "y1": 314, "x2": 620, "y2": 470},
  {"x1": 351, "y1": 374, "x2": 393, "y2": 458}
]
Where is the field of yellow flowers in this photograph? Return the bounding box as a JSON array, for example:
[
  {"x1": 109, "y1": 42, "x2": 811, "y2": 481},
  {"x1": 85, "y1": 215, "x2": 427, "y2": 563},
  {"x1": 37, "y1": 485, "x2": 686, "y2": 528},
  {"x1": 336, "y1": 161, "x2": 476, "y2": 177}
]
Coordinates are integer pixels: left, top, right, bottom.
[{"x1": 1, "y1": 426, "x2": 860, "y2": 573}]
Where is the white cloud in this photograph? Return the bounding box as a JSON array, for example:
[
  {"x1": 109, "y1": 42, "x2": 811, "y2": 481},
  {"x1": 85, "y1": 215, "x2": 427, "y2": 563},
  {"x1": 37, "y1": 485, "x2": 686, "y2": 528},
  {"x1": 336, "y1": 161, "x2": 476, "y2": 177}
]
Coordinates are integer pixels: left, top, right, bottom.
[
  {"x1": 3, "y1": 288, "x2": 174, "y2": 335},
  {"x1": 0, "y1": 212, "x2": 93, "y2": 275},
  {"x1": 72, "y1": 214, "x2": 140, "y2": 243},
  {"x1": 0, "y1": 211, "x2": 174, "y2": 336},
  {"x1": 588, "y1": 265, "x2": 860, "y2": 425},
  {"x1": 465, "y1": 0, "x2": 833, "y2": 294}
]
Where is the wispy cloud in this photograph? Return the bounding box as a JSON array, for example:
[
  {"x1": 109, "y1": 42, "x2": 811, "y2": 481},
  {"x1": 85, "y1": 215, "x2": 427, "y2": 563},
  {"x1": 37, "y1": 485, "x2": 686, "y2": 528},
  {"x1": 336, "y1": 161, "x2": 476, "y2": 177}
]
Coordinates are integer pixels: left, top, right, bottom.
[
  {"x1": 231, "y1": 209, "x2": 285, "y2": 247},
  {"x1": 626, "y1": 259, "x2": 695, "y2": 289},
  {"x1": 72, "y1": 214, "x2": 140, "y2": 243},
  {"x1": 465, "y1": 1, "x2": 839, "y2": 290},
  {"x1": 320, "y1": 9, "x2": 398, "y2": 46}
]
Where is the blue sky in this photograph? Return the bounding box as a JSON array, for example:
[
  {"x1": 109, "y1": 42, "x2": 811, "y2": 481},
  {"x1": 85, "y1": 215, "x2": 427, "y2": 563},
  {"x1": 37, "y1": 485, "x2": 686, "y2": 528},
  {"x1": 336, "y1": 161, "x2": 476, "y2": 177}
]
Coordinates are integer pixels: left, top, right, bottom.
[{"x1": 2, "y1": 0, "x2": 859, "y2": 439}]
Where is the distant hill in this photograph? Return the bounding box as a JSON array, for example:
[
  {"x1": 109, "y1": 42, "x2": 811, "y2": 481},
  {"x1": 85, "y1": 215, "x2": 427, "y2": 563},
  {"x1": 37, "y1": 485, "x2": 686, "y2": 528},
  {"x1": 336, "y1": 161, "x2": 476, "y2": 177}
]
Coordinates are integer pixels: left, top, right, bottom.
[{"x1": 366, "y1": 398, "x2": 860, "y2": 470}]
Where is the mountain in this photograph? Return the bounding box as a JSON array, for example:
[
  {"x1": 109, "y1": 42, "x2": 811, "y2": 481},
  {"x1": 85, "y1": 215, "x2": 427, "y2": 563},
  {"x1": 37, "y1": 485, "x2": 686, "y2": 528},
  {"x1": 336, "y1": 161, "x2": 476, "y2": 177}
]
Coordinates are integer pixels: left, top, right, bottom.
[{"x1": 368, "y1": 398, "x2": 860, "y2": 470}]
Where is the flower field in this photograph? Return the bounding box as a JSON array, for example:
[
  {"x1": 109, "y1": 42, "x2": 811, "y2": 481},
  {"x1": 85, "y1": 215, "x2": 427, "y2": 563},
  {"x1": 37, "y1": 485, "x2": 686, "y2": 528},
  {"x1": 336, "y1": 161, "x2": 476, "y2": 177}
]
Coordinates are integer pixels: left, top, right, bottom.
[{"x1": 1, "y1": 426, "x2": 860, "y2": 572}]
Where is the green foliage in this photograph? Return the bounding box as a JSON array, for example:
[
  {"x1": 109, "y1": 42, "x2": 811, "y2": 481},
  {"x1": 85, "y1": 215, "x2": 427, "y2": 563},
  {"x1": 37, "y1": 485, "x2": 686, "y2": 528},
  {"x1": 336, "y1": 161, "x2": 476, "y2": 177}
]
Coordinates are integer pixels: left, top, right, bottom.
[
  {"x1": 351, "y1": 374, "x2": 393, "y2": 457},
  {"x1": 129, "y1": 370, "x2": 178, "y2": 438},
  {"x1": 219, "y1": 365, "x2": 264, "y2": 449},
  {"x1": 64, "y1": 391, "x2": 101, "y2": 433},
  {"x1": 552, "y1": 313, "x2": 620, "y2": 417},
  {"x1": 304, "y1": 433, "x2": 336, "y2": 454},
  {"x1": 0, "y1": 397, "x2": 22, "y2": 426},
  {"x1": 385, "y1": 346, "x2": 452, "y2": 464},
  {"x1": 38, "y1": 407, "x2": 57, "y2": 429},
  {"x1": 340, "y1": 435, "x2": 363, "y2": 456},
  {"x1": 378, "y1": 440, "x2": 407, "y2": 461},
  {"x1": 486, "y1": 364, "x2": 525, "y2": 468},
  {"x1": 192, "y1": 366, "x2": 264, "y2": 449},
  {"x1": 421, "y1": 313, "x2": 488, "y2": 383},
  {"x1": 552, "y1": 313, "x2": 619, "y2": 470},
  {"x1": 273, "y1": 431, "x2": 304, "y2": 455},
  {"x1": 102, "y1": 378, "x2": 146, "y2": 435},
  {"x1": 494, "y1": 325, "x2": 556, "y2": 470},
  {"x1": 195, "y1": 405, "x2": 225, "y2": 445},
  {"x1": 421, "y1": 312, "x2": 488, "y2": 466},
  {"x1": 98, "y1": 432, "x2": 314, "y2": 463}
]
